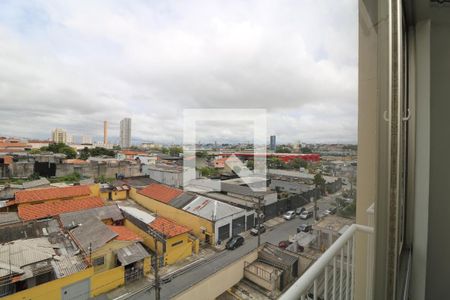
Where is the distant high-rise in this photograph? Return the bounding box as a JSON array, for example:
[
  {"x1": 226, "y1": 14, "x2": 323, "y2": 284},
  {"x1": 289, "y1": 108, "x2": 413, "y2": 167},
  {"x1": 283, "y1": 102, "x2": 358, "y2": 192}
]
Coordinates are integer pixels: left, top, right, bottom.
[
  {"x1": 52, "y1": 128, "x2": 67, "y2": 144},
  {"x1": 82, "y1": 135, "x2": 92, "y2": 144},
  {"x1": 103, "y1": 121, "x2": 108, "y2": 144},
  {"x1": 270, "y1": 135, "x2": 276, "y2": 151},
  {"x1": 120, "y1": 118, "x2": 131, "y2": 148}
]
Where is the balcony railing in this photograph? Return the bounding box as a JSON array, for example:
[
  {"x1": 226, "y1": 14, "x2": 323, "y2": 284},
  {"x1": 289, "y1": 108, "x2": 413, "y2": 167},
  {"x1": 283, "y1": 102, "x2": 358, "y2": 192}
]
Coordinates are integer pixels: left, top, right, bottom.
[{"x1": 279, "y1": 224, "x2": 374, "y2": 300}]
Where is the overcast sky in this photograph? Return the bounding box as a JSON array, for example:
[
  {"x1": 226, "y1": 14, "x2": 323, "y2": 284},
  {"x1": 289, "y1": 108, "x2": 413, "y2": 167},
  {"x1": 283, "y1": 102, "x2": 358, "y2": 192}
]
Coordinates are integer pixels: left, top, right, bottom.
[{"x1": 0, "y1": 0, "x2": 357, "y2": 145}]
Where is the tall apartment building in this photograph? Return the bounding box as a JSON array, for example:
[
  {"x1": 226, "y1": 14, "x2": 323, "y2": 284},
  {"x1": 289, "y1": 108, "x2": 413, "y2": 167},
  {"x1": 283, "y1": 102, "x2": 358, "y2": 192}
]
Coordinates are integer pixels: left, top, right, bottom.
[
  {"x1": 51, "y1": 128, "x2": 67, "y2": 144},
  {"x1": 81, "y1": 135, "x2": 92, "y2": 144},
  {"x1": 120, "y1": 118, "x2": 131, "y2": 149},
  {"x1": 269, "y1": 135, "x2": 276, "y2": 151}
]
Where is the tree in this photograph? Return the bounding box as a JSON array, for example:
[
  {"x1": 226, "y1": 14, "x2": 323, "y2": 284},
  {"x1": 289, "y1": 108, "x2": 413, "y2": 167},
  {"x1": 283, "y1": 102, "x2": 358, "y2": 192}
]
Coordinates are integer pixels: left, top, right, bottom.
[
  {"x1": 287, "y1": 158, "x2": 308, "y2": 169},
  {"x1": 61, "y1": 146, "x2": 77, "y2": 159},
  {"x1": 313, "y1": 173, "x2": 326, "y2": 195},
  {"x1": 195, "y1": 151, "x2": 208, "y2": 158},
  {"x1": 267, "y1": 157, "x2": 286, "y2": 169},
  {"x1": 301, "y1": 147, "x2": 313, "y2": 154},
  {"x1": 79, "y1": 147, "x2": 90, "y2": 160},
  {"x1": 28, "y1": 149, "x2": 41, "y2": 154},
  {"x1": 246, "y1": 159, "x2": 254, "y2": 170},
  {"x1": 276, "y1": 146, "x2": 292, "y2": 153},
  {"x1": 199, "y1": 166, "x2": 219, "y2": 177},
  {"x1": 41, "y1": 143, "x2": 76, "y2": 159},
  {"x1": 169, "y1": 146, "x2": 183, "y2": 157}
]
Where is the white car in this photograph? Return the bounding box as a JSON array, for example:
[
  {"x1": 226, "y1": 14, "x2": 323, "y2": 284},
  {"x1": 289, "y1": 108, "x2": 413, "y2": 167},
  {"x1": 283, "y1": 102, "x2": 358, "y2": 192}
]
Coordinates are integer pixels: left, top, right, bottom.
[{"x1": 283, "y1": 210, "x2": 296, "y2": 220}]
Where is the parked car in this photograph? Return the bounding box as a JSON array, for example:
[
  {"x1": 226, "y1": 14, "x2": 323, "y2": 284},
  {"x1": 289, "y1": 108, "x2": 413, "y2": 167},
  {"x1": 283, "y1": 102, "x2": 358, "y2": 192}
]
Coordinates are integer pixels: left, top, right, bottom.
[
  {"x1": 226, "y1": 235, "x2": 244, "y2": 250},
  {"x1": 295, "y1": 207, "x2": 306, "y2": 215},
  {"x1": 278, "y1": 240, "x2": 292, "y2": 249},
  {"x1": 250, "y1": 224, "x2": 266, "y2": 236},
  {"x1": 283, "y1": 210, "x2": 296, "y2": 220},
  {"x1": 299, "y1": 210, "x2": 313, "y2": 220},
  {"x1": 297, "y1": 224, "x2": 312, "y2": 233},
  {"x1": 324, "y1": 207, "x2": 337, "y2": 215}
]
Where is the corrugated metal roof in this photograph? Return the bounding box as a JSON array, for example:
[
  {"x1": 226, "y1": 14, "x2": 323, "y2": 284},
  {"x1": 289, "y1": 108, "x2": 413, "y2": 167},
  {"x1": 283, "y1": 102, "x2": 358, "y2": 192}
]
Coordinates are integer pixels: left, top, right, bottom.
[
  {"x1": 52, "y1": 255, "x2": 88, "y2": 278},
  {"x1": 221, "y1": 183, "x2": 274, "y2": 197},
  {"x1": 170, "y1": 192, "x2": 196, "y2": 209},
  {"x1": 0, "y1": 219, "x2": 60, "y2": 244},
  {"x1": 259, "y1": 243, "x2": 299, "y2": 268},
  {"x1": 22, "y1": 178, "x2": 51, "y2": 189},
  {"x1": 59, "y1": 205, "x2": 123, "y2": 228},
  {"x1": 118, "y1": 205, "x2": 155, "y2": 224},
  {"x1": 0, "y1": 212, "x2": 20, "y2": 226},
  {"x1": 70, "y1": 219, "x2": 118, "y2": 252},
  {"x1": 0, "y1": 238, "x2": 54, "y2": 268},
  {"x1": 115, "y1": 243, "x2": 150, "y2": 266}
]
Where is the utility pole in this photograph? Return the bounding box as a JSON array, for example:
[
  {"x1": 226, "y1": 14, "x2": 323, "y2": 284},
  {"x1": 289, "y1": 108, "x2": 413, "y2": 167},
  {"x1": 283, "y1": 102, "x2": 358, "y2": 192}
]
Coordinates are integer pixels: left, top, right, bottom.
[
  {"x1": 154, "y1": 239, "x2": 161, "y2": 300},
  {"x1": 257, "y1": 196, "x2": 262, "y2": 247}
]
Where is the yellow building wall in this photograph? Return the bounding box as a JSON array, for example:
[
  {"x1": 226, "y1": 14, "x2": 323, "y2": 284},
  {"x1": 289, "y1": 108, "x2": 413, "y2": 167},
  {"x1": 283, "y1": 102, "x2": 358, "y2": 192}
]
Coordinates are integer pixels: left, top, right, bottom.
[
  {"x1": 88, "y1": 184, "x2": 100, "y2": 197},
  {"x1": 91, "y1": 240, "x2": 135, "y2": 273},
  {"x1": 90, "y1": 266, "x2": 125, "y2": 297},
  {"x1": 3, "y1": 268, "x2": 94, "y2": 300},
  {"x1": 144, "y1": 256, "x2": 151, "y2": 274},
  {"x1": 100, "y1": 191, "x2": 109, "y2": 200},
  {"x1": 165, "y1": 234, "x2": 193, "y2": 265},
  {"x1": 124, "y1": 219, "x2": 192, "y2": 265},
  {"x1": 130, "y1": 188, "x2": 215, "y2": 244},
  {"x1": 111, "y1": 190, "x2": 127, "y2": 200}
]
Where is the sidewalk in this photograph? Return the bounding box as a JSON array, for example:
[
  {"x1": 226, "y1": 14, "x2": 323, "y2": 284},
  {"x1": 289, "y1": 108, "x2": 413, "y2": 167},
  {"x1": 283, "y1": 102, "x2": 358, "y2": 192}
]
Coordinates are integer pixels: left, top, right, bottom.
[{"x1": 94, "y1": 275, "x2": 154, "y2": 300}]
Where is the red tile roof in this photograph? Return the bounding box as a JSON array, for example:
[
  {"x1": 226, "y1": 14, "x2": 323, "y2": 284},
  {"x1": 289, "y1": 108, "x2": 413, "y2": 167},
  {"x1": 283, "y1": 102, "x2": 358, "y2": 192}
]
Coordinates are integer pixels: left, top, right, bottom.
[
  {"x1": 18, "y1": 197, "x2": 104, "y2": 221},
  {"x1": 149, "y1": 216, "x2": 190, "y2": 238},
  {"x1": 15, "y1": 185, "x2": 92, "y2": 204},
  {"x1": 138, "y1": 183, "x2": 183, "y2": 204},
  {"x1": 108, "y1": 226, "x2": 143, "y2": 242}
]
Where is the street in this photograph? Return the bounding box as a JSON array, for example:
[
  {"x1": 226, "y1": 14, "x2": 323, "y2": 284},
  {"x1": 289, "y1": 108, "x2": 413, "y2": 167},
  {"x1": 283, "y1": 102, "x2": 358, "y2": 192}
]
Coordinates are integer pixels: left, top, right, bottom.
[{"x1": 103, "y1": 193, "x2": 340, "y2": 300}]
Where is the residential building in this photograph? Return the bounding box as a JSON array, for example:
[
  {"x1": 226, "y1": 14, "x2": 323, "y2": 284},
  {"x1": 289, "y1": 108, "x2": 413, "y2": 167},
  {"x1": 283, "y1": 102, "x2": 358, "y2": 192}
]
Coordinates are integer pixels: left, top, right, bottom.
[
  {"x1": 131, "y1": 183, "x2": 231, "y2": 245},
  {"x1": 59, "y1": 205, "x2": 124, "y2": 229},
  {"x1": 52, "y1": 128, "x2": 67, "y2": 144},
  {"x1": 270, "y1": 135, "x2": 276, "y2": 151},
  {"x1": 182, "y1": 195, "x2": 255, "y2": 244},
  {"x1": 119, "y1": 205, "x2": 196, "y2": 265},
  {"x1": 11, "y1": 184, "x2": 99, "y2": 206},
  {"x1": 70, "y1": 218, "x2": 151, "y2": 278},
  {"x1": 27, "y1": 139, "x2": 50, "y2": 149},
  {"x1": 99, "y1": 183, "x2": 130, "y2": 201},
  {"x1": 0, "y1": 139, "x2": 29, "y2": 154},
  {"x1": 82, "y1": 135, "x2": 92, "y2": 144},
  {"x1": 120, "y1": 118, "x2": 131, "y2": 148},
  {"x1": 0, "y1": 219, "x2": 90, "y2": 299},
  {"x1": 142, "y1": 163, "x2": 197, "y2": 188},
  {"x1": 17, "y1": 196, "x2": 105, "y2": 221}
]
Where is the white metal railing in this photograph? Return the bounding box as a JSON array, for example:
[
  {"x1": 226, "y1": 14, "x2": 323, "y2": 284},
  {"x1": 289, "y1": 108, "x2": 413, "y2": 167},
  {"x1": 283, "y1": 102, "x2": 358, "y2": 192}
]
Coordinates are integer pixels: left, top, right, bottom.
[{"x1": 279, "y1": 224, "x2": 374, "y2": 300}]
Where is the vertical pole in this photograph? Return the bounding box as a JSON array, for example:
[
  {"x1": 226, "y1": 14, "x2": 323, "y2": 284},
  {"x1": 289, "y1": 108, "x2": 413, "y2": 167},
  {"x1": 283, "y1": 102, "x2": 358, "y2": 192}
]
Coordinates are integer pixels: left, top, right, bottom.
[
  {"x1": 257, "y1": 196, "x2": 262, "y2": 247},
  {"x1": 154, "y1": 239, "x2": 161, "y2": 300}
]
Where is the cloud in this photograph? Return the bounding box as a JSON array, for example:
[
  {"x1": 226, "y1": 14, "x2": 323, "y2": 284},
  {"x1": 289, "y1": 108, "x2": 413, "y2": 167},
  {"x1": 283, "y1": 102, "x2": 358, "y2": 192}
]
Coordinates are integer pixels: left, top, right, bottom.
[{"x1": 0, "y1": 0, "x2": 357, "y2": 144}]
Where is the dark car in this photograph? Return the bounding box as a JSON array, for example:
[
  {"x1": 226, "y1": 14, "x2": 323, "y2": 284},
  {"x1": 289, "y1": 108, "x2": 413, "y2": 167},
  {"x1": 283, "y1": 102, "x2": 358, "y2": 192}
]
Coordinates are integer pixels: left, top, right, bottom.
[
  {"x1": 325, "y1": 207, "x2": 337, "y2": 215},
  {"x1": 226, "y1": 235, "x2": 244, "y2": 250},
  {"x1": 250, "y1": 224, "x2": 266, "y2": 236},
  {"x1": 278, "y1": 240, "x2": 292, "y2": 249},
  {"x1": 297, "y1": 224, "x2": 312, "y2": 233}
]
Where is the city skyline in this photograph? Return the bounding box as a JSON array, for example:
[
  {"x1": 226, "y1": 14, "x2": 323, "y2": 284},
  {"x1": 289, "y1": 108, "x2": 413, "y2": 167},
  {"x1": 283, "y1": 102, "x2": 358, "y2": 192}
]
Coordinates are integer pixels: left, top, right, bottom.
[{"x1": 0, "y1": 0, "x2": 357, "y2": 144}]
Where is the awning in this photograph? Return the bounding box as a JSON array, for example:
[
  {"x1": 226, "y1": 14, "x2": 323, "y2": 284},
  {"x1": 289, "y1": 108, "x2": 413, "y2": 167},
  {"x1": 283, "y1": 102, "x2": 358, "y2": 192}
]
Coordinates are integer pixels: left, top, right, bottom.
[{"x1": 116, "y1": 243, "x2": 150, "y2": 266}]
